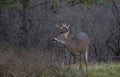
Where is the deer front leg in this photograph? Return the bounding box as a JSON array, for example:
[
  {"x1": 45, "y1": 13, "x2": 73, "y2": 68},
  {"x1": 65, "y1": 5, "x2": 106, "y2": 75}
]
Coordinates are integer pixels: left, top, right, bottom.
[
  {"x1": 79, "y1": 54, "x2": 84, "y2": 76},
  {"x1": 69, "y1": 54, "x2": 73, "y2": 69}
]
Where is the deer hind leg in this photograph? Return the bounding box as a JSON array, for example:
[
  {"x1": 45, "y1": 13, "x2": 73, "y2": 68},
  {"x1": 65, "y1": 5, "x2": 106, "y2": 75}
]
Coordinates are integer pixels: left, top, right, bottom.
[
  {"x1": 79, "y1": 54, "x2": 84, "y2": 76},
  {"x1": 84, "y1": 51, "x2": 89, "y2": 77}
]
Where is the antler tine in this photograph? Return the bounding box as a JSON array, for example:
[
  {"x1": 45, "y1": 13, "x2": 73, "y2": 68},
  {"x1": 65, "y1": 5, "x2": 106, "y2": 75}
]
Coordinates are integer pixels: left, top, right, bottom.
[
  {"x1": 61, "y1": 23, "x2": 69, "y2": 29},
  {"x1": 55, "y1": 24, "x2": 60, "y2": 28},
  {"x1": 56, "y1": 24, "x2": 64, "y2": 31},
  {"x1": 61, "y1": 23, "x2": 64, "y2": 26}
]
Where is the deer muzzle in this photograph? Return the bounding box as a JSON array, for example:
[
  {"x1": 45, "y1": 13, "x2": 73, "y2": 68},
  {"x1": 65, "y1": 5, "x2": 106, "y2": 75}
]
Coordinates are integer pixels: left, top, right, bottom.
[{"x1": 53, "y1": 38, "x2": 58, "y2": 42}]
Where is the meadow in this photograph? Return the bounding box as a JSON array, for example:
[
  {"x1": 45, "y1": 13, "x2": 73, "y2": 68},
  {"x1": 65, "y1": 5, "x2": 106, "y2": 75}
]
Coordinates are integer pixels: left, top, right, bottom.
[{"x1": 0, "y1": 51, "x2": 120, "y2": 77}]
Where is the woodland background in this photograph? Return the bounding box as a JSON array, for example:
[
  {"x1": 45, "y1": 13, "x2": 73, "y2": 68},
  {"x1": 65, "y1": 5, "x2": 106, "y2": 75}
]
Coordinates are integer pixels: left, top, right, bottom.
[{"x1": 0, "y1": 0, "x2": 120, "y2": 65}]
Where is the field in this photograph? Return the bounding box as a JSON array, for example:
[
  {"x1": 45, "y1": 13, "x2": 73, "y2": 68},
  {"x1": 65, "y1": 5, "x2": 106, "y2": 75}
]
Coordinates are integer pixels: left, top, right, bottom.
[
  {"x1": 88, "y1": 63, "x2": 120, "y2": 77},
  {"x1": 0, "y1": 51, "x2": 120, "y2": 77}
]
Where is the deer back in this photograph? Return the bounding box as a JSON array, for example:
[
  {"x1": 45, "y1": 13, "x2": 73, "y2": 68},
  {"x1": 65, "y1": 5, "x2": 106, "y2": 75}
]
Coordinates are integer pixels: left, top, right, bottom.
[
  {"x1": 76, "y1": 32, "x2": 89, "y2": 53},
  {"x1": 64, "y1": 32, "x2": 89, "y2": 55}
]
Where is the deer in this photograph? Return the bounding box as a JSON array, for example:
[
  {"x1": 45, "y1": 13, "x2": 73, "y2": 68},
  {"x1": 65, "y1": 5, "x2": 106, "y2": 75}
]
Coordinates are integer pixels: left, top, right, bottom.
[{"x1": 53, "y1": 23, "x2": 90, "y2": 77}]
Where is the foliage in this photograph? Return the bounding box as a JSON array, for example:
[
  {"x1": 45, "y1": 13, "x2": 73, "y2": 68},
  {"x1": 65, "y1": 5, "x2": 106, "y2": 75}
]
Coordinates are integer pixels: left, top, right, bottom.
[
  {"x1": 50, "y1": 0, "x2": 117, "y2": 8},
  {"x1": 0, "y1": 0, "x2": 22, "y2": 9}
]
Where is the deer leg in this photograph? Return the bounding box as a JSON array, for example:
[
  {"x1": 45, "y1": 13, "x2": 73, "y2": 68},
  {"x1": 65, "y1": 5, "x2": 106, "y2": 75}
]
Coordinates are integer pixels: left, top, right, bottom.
[
  {"x1": 79, "y1": 54, "x2": 84, "y2": 76},
  {"x1": 69, "y1": 54, "x2": 73, "y2": 69},
  {"x1": 84, "y1": 52, "x2": 89, "y2": 77}
]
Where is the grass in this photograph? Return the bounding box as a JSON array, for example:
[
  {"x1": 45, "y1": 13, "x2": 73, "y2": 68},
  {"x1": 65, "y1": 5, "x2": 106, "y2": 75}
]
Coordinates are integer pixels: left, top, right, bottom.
[
  {"x1": 42, "y1": 63, "x2": 120, "y2": 77},
  {"x1": 0, "y1": 50, "x2": 120, "y2": 77},
  {"x1": 88, "y1": 63, "x2": 120, "y2": 77}
]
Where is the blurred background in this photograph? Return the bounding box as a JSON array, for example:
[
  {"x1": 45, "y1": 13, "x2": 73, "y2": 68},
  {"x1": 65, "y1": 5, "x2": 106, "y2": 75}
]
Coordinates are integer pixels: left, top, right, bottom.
[{"x1": 0, "y1": 0, "x2": 120, "y2": 69}]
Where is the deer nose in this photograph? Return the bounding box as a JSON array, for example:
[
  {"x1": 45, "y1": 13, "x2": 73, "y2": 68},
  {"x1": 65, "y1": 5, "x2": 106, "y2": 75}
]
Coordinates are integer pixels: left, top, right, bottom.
[{"x1": 53, "y1": 38, "x2": 57, "y2": 42}]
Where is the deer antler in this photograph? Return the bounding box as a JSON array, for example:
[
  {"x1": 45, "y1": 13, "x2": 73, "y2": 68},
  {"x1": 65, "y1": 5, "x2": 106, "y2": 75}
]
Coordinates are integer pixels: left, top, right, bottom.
[
  {"x1": 55, "y1": 24, "x2": 63, "y2": 30},
  {"x1": 61, "y1": 23, "x2": 70, "y2": 30},
  {"x1": 55, "y1": 23, "x2": 70, "y2": 34}
]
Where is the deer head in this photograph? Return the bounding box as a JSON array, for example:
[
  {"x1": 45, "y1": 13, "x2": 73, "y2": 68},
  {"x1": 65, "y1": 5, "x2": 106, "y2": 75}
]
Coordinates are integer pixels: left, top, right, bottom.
[{"x1": 53, "y1": 23, "x2": 70, "y2": 44}]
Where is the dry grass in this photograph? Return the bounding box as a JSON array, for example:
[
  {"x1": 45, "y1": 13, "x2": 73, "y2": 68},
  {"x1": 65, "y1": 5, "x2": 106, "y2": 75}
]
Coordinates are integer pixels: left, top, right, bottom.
[
  {"x1": 0, "y1": 48, "x2": 77, "y2": 77},
  {"x1": 0, "y1": 48, "x2": 63, "y2": 77},
  {"x1": 0, "y1": 49, "x2": 120, "y2": 77}
]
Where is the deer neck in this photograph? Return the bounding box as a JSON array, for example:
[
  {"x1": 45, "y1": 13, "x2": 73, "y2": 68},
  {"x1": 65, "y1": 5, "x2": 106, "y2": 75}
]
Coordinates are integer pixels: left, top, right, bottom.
[
  {"x1": 63, "y1": 37, "x2": 79, "y2": 55},
  {"x1": 63, "y1": 37, "x2": 71, "y2": 44}
]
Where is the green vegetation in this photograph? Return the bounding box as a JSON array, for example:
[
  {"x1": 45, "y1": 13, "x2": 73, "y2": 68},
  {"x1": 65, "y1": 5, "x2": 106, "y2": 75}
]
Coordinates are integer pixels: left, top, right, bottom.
[
  {"x1": 89, "y1": 63, "x2": 120, "y2": 77},
  {"x1": 66, "y1": 63, "x2": 120, "y2": 77},
  {"x1": 0, "y1": 0, "x2": 117, "y2": 9},
  {"x1": 50, "y1": 0, "x2": 117, "y2": 8},
  {"x1": 0, "y1": 0, "x2": 22, "y2": 9},
  {"x1": 33, "y1": 63, "x2": 120, "y2": 77}
]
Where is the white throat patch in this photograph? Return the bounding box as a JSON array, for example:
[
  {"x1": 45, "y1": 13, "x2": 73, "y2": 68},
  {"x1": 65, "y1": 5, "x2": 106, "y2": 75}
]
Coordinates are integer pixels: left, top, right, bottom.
[{"x1": 54, "y1": 38, "x2": 65, "y2": 44}]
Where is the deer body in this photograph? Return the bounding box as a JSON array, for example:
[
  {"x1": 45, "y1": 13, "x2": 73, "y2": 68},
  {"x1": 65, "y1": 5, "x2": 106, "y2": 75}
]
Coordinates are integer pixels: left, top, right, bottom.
[
  {"x1": 54, "y1": 32, "x2": 89, "y2": 55},
  {"x1": 54, "y1": 23, "x2": 89, "y2": 77},
  {"x1": 64, "y1": 32, "x2": 89, "y2": 56}
]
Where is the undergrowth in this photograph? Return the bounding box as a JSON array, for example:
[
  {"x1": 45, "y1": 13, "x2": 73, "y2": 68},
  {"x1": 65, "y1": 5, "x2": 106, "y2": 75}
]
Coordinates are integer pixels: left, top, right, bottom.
[{"x1": 0, "y1": 50, "x2": 120, "y2": 77}]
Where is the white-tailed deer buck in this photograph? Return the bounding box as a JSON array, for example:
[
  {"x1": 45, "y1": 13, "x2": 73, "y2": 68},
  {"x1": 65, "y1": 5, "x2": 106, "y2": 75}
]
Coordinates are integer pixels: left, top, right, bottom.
[{"x1": 53, "y1": 23, "x2": 90, "y2": 76}]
